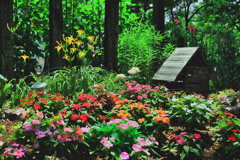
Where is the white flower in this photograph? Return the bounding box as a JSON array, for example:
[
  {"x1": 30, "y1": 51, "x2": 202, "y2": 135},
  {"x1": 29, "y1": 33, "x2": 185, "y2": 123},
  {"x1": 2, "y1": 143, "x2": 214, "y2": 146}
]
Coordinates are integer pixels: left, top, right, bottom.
[
  {"x1": 128, "y1": 67, "x2": 141, "y2": 75},
  {"x1": 128, "y1": 69, "x2": 137, "y2": 75},
  {"x1": 116, "y1": 74, "x2": 126, "y2": 79},
  {"x1": 131, "y1": 67, "x2": 140, "y2": 73}
]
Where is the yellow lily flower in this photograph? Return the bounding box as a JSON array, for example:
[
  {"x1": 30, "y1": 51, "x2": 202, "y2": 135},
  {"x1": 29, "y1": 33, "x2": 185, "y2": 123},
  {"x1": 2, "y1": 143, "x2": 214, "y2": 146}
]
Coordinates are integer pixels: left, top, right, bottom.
[
  {"x1": 63, "y1": 55, "x2": 70, "y2": 60},
  {"x1": 76, "y1": 30, "x2": 84, "y2": 35},
  {"x1": 75, "y1": 41, "x2": 84, "y2": 47},
  {"x1": 7, "y1": 23, "x2": 18, "y2": 33},
  {"x1": 20, "y1": 54, "x2": 29, "y2": 62},
  {"x1": 55, "y1": 45, "x2": 62, "y2": 52},
  {"x1": 70, "y1": 48, "x2": 77, "y2": 52},
  {"x1": 78, "y1": 52, "x2": 86, "y2": 57},
  {"x1": 66, "y1": 36, "x2": 74, "y2": 45},
  {"x1": 86, "y1": 36, "x2": 94, "y2": 42}
]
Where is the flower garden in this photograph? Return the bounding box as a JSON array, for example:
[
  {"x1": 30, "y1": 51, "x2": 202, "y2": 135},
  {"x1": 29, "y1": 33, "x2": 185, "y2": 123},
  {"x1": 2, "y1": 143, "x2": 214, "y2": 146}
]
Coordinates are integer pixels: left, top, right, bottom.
[{"x1": 0, "y1": 67, "x2": 240, "y2": 160}]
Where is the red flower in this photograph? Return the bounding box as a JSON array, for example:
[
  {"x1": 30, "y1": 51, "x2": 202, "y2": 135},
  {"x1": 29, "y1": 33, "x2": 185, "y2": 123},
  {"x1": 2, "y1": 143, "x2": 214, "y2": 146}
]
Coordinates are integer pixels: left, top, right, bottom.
[
  {"x1": 79, "y1": 114, "x2": 88, "y2": 122},
  {"x1": 72, "y1": 104, "x2": 81, "y2": 110},
  {"x1": 41, "y1": 100, "x2": 47, "y2": 104},
  {"x1": 221, "y1": 39, "x2": 227, "y2": 43},
  {"x1": 33, "y1": 104, "x2": 41, "y2": 110},
  {"x1": 228, "y1": 134, "x2": 237, "y2": 141},
  {"x1": 224, "y1": 112, "x2": 235, "y2": 117},
  {"x1": 100, "y1": 116, "x2": 106, "y2": 121},
  {"x1": 193, "y1": 133, "x2": 201, "y2": 139},
  {"x1": 82, "y1": 102, "x2": 90, "y2": 108},
  {"x1": 174, "y1": 19, "x2": 179, "y2": 24},
  {"x1": 28, "y1": 100, "x2": 35, "y2": 105},
  {"x1": 226, "y1": 121, "x2": 233, "y2": 125},
  {"x1": 32, "y1": 20, "x2": 37, "y2": 26},
  {"x1": 71, "y1": 114, "x2": 79, "y2": 121},
  {"x1": 231, "y1": 129, "x2": 238, "y2": 132},
  {"x1": 56, "y1": 97, "x2": 65, "y2": 101}
]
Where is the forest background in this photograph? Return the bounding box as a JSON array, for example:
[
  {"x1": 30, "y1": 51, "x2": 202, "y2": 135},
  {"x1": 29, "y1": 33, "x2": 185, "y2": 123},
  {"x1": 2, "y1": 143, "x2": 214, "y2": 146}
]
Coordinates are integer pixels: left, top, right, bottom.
[{"x1": 0, "y1": 0, "x2": 239, "y2": 92}]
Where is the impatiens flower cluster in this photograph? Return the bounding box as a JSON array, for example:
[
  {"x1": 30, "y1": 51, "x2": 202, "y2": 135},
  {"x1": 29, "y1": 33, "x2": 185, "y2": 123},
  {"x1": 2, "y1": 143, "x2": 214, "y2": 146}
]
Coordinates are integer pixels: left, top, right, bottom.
[{"x1": 2, "y1": 143, "x2": 28, "y2": 159}]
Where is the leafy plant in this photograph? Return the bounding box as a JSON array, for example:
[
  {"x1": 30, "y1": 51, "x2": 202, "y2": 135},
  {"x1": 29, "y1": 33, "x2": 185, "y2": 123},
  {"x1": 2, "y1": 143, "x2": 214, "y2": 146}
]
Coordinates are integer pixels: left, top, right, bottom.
[
  {"x1": 85, "y1": 119, "x2": 159, "y2": 159},
  {"x1": 118, "y1": 24, "x2": 174, "y2": 84},
  {"x1": 162, "y1": 132, "x2": 204, "y2": 159},
  {"x1": 168, "y1": 93, "x2": 214, "y2": 130},
  {"x1": 119, "y1": 80, "x2": 170, "y2": 109},
  {"x1": 210, "y1": 112, "x2": 240, "y2": 158}
]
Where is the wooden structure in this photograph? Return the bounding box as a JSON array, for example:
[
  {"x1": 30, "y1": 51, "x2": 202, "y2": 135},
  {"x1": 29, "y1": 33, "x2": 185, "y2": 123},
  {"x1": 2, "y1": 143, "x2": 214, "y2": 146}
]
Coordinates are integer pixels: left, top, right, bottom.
[{"x1": 153, "y1": 47, "x2": 212, "y2": 96}]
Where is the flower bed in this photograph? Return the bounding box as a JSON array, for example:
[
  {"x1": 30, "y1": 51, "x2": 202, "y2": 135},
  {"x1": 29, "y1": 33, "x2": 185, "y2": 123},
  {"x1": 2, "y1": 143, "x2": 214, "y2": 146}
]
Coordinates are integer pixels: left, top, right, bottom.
[{"x1": 0, "y1": 82, "x2": 240, "y2": 159}]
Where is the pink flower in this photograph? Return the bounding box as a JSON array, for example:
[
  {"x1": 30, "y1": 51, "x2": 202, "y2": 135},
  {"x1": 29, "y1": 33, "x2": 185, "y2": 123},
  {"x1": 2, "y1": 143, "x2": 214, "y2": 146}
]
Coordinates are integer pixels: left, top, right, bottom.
[
  {"x1": 35, "y1": 131, "x2": 46, "y2": 138},
  {"x1": 81, "y1": 126, "x2": 91, "y2": 133},
  {"x1": 132, "y1": 144, "x2": 142, "y2": 151},
  {"x1": 180, "y1": 132, "x2": 188, "y2": 135},
  {"x1": 174, "y1": 19, "x2": 179, "y2": 24},
  {"x1": 237, "y1": 103, "x2": 240, "y2": 107},
  {"x1": 100, "y1": 137, "x2": 113, "y2": 149},
  {"x1": 34, "y1": 140, "x2": 40, "y2": 148},
  {"x1": 11, "y1": 143, "x2": 19, "y2": 146},
  {"x1": 13, "y1": 148, "x2": 25, "y2": 159},
  {"x1": 222, "y1": 39, "x2": 226, "y2": 43},
  {"x1": 3, "y1": 147, "x2": 12, "y2": 156},
  {"x1": 137, "y1": 95, "x2": 142, "y2": 99},
  {"x1": 107, "y1": 119, "x2": 122, "y2": 125},
  {"x1": 120, "y1": 152, "x2": 130, "y2": 160},
  {"x1": 117, "y1": 124, "x2": 129, "y2": 129},
  {"x1": 193, "y1": 133, "x2": 201, "y2": 139},
  {"x1": 142, "y1": 94, "x2": 148, "y2": 98},
  {"x1": 36, "y1": 112, "x2": 44, "y2": 119},
  {"x1": 64, "y1": 127, "x2": 73, "y2": 133},
  {"x1": 127, "y1": 120, "x2": 139, "y2": 128},
  {"x1": 32, "y1": 119, "x2": 41, "y2": 124},
  {"x1": 0, "y1": 141, "x2": 4, "y2": 146},
  {"x1": 178, "y1": 138, "x2": 184, "y2": 144}
]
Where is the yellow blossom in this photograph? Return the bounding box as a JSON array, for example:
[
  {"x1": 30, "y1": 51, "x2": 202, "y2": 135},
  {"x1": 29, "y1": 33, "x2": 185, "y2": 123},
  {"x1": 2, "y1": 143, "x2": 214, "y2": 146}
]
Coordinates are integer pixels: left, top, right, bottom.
[
  {"x1": 70, "y1": 48, "x2": 77, "y2": 52},
  {"x1": 63, "y1": 55, "x2": 70, "y2": 60},
  {"x1": 75, "y1": 41, "x2": 84, "y2": 46},
  {"x1": 7, "y1": 23, "x2": 18, "y2": 33},
  {"x1": 55, "y1": 45, "x2": 62, "y2": 52},
  {"x1": 78, "y1": 52, "x2": 86, "y2": 57},
  {"x1": 88, "y1": 44, "x2": 94, "y2": 50},
  {"x1": 20, "y1": 54, "x2": 29, "y2": 62},
  {"x1": 66, "y1": 36, "x2": 74, "y2": 45},
  {"x1": 86, "y1": 36, "x2": 94, "y2": 41},
  {"x1": 76, "y1": 30, "x2": 85, "y2": 35}
]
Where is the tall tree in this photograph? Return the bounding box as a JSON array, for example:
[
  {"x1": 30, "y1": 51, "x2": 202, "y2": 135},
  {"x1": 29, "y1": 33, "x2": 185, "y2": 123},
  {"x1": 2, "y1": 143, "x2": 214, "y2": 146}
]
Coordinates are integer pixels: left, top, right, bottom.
[
  {"x1": 49, "y1": 0, "x2": 64, "y2": 71},
  {"x1": 0, "y1": 0, "x2": 14, "y2": 80},
  {"x1": 103, "y1": 0, "x2": 120, "y2": 71},
  {"x1": 152, "y1": 0, "x2": 165, "y2": 33}
]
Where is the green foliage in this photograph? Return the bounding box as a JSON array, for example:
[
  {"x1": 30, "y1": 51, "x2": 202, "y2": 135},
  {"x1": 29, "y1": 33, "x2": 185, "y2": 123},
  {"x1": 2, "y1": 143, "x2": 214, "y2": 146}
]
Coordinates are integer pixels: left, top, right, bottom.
[
  {"x1": 31, "y1": 66, "x2": 116, "y2": 97},
  {"x1": 118, "y1": 24, "x2": 174, "y2": 84},
  {"x1": 85, "y1": 119, "x2": 159, "y2": 159},
  {"x1": 162, "y1": 132, "x2": 204, "y2": 159},
  {"x1": 210, "y1": 112, "x2": 240, "y2": 158},
  {"x1": 168, "y1": 93, "x2": 214, "y2": 130}
]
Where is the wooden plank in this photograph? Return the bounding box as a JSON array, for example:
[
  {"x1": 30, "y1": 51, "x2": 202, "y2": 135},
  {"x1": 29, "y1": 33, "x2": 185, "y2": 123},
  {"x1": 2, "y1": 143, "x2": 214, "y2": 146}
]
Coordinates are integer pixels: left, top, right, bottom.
[{"x1": 153, "y1": 74, "x2": 177, "y2": 81}]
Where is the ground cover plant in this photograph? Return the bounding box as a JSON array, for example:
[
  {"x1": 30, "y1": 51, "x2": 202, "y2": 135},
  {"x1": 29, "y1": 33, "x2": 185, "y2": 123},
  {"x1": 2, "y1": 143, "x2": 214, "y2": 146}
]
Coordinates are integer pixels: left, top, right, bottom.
[{"x1": 1, "y1": 67, "x2": 240, "y2": 159}]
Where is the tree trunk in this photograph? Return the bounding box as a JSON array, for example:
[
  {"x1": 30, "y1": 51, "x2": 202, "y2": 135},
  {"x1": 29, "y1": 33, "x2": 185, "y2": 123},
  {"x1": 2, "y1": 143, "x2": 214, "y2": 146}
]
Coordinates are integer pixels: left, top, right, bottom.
[
  {"x1": 103, "y1": 0, "x2": 119, "y2": 71},
  {"x1": 49, "y1": 0, "x2": 63, "y2": 71},
  {"x1": 0, "y1": 0, "x2": 14, "y2": 80},
  {"x1": 152, "y1": 0, "x2": 165, "y2": 33}
]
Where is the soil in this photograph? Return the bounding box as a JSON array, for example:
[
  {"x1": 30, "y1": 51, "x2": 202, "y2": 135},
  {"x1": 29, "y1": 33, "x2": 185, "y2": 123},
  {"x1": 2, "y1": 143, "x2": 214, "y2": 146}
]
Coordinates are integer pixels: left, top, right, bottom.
[{"x1": 0, "y1": 116, "x2": 238, "y2": 160}]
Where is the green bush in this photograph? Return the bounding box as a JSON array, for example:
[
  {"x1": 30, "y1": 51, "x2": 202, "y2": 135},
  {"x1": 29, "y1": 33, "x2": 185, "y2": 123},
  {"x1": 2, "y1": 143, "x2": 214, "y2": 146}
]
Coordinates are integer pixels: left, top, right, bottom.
[{"x1": 118, "y1": 24, "x2": 174, "y2": 85}]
